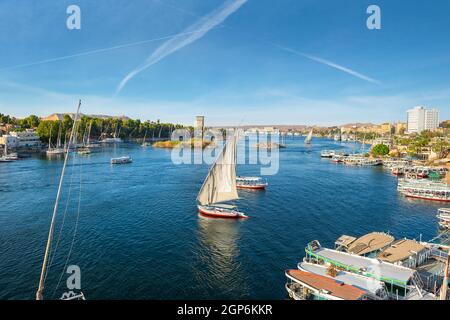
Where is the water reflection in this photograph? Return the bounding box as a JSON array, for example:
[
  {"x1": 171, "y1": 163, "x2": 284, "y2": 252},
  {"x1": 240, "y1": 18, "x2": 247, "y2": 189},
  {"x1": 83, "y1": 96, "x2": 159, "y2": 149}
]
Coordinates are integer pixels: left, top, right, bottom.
[{"x1": 193, "y1": 214, "x2": 250, "y2": 298}]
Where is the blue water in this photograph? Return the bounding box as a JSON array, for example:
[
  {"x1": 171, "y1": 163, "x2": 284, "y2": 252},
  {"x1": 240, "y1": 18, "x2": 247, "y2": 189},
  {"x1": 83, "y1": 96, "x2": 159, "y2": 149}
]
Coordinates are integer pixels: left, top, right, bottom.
[{"x1": 0, "y1": 138, "x2": 443, "y2": 299}]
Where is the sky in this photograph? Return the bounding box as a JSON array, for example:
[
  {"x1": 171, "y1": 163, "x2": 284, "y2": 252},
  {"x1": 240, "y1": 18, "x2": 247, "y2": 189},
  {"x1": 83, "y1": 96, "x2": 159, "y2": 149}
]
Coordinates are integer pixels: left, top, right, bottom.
[{"x1": 0, "y1": 0, "x2": 449, "y2": 126}]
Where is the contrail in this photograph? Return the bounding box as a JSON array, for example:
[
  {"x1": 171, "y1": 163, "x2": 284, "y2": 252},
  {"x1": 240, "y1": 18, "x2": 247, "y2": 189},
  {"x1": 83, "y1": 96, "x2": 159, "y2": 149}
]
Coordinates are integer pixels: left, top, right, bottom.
[
  {"x1": 273, "y1": 44, "x2": 381, "y2": 85},
  {"x1": 0, "y1": 30, "x2": 218, "y2": 71},
  {"x1": 116, "y1": 0, "x2": 247, "y2": 94}
]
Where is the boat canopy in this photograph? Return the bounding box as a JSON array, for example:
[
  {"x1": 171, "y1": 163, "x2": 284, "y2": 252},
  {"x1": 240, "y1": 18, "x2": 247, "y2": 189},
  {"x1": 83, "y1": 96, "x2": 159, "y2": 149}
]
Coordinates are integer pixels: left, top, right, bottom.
[
  {"x1": 347, "y1": 232, "x2": 395, "y2": 256},
  {"x1": 285, "y1": 269, "x2": 367, "y2": 300},
  {"x1": 377, "y1": 239, "x2": 428, "y2": 264},
  {"x1": 306, "y1": 243, "x2": 416, "y2": 285}
]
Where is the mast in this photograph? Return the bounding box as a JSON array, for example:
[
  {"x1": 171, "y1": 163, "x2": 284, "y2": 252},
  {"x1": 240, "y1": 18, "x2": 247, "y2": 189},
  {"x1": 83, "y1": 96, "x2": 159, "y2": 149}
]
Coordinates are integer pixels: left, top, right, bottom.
[
  {"x1": 87, "y1": 121, "x2": 92, "y2": 145},
  {"x1": 439, "y1": 247, "x2": 450, "y2": 300},
  {"x1": 48, "y1": 125, "x2": 53, "y2": 151},
  {"x1": 57, "y1": 122, "x2": 62, "y2": 149},
  {"x1": 36, "y1": 100, "x2": 81, "y2": 301}
]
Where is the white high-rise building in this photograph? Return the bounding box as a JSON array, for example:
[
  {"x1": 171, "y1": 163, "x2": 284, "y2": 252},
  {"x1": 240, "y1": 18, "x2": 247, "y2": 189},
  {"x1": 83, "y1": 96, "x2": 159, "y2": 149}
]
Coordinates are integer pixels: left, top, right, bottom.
[{"x1": 406, "y1": 106, "x2": 439, "y2": 134}]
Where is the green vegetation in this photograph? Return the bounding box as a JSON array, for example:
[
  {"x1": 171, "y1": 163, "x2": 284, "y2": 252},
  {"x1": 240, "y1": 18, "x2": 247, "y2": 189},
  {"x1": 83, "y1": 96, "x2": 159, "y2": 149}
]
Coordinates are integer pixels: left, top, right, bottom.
[{"x1": 372, "y1": 144, "x2": 390, "y2": 156}]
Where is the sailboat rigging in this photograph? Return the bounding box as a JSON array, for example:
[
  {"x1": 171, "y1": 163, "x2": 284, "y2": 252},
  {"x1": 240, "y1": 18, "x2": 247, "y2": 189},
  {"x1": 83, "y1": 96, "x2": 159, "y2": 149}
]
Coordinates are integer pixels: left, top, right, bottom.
[{"x1": 36, "y1": 100, "x2": 84, "y2": 300}]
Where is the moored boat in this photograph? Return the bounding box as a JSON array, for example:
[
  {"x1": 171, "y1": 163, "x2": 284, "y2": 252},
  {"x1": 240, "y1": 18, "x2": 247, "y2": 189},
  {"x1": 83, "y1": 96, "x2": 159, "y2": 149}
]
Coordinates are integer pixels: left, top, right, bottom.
[{"x1": 397, "y1": 179, "x2": 450, "y2": 202}]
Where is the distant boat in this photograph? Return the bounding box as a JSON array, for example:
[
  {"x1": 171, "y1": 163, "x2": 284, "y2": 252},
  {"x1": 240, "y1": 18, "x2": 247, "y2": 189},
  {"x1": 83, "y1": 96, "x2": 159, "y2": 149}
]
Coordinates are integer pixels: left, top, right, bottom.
[
  {"x1": 320, "y1": 150, "x2": 336, "y2": 158},
  {"x1": 197, "y1": 132, "x2": 247, "y2": 219},
  {"x1": 111, "y1": 156, "x2": 132, "y2": 164},
  {"x1": 304, "y1": 129, "x2": 313, "y2": 145},
  {"x1": 236, "y1": 176, "x2": 268, "y2": 190}
]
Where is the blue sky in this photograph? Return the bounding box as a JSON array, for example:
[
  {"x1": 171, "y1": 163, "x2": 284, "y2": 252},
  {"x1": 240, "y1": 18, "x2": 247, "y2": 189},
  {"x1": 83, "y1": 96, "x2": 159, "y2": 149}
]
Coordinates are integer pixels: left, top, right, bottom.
[{"x1": 0, "y1": 0, "x2": 449, "y2": 126}]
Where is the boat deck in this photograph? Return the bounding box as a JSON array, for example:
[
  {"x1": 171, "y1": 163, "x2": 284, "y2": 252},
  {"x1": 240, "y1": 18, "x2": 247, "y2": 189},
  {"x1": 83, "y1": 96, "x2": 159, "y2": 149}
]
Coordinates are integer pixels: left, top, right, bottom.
[
  {"x1": 307, "y1": 246, "x2": 416, "y2": 285},
  {"x1": 286, "y1": 269, "x2": 367, "y2": 300},
  {"x1": 298, "y1": 262, "x2": 385, "y2": 295}
]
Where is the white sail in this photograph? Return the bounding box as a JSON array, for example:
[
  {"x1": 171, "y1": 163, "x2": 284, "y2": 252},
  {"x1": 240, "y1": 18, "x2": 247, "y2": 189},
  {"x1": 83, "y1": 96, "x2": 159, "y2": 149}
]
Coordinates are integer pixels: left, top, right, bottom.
[
  {"x1": 197, "y1": 133, "x2": 239, "y2": 206},
  {"x1": 305, "y1": 129, "x2": 313, "y2": 144}
]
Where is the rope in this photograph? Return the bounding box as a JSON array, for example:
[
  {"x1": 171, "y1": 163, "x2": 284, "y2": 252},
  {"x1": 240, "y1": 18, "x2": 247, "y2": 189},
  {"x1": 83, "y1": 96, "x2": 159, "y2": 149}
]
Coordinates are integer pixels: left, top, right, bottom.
[
  {"x1": 44, "y1": 155, "x2": 77, "y2": 283},
  {"x1": 52, "y1": 154, "x2": 83, "y2": 298}
]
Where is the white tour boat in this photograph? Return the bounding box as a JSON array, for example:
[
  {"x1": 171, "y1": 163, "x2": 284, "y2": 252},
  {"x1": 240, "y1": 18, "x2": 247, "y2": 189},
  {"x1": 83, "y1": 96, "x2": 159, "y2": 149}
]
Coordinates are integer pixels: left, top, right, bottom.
[{"x1": 236, "y1": 176, "x2": 268, "y2": 190}]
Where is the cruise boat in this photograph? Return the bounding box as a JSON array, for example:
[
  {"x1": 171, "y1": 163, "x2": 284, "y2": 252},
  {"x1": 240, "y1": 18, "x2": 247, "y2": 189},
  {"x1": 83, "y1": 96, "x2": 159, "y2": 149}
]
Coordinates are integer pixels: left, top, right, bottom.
[
  {"x1": 236, "y1": 176, "x2": 267, "y2": 190},
  {"x1": 285, "y1": 269, "x2": 377, "y2": 300},
  {"x1": 437, "y1": 208, "x2": 450, "y2": 230},
  {"x1": 397, "y1": 179, "x2": 450, "y2": 202},
  {"x1": 320, "y1": 150, "x2": 336, "y2": 158},
  {"x1": 197, "y1": 132, "x2": 247, "y2": 219},
  {"x1": 111, "y1": 156, "x2": 132, "y2": 164},
  {"x1": 293, "y1": 261, "x2": 389, "y2": 300},
  {"x1": 304, "y1": 240, "x2": 436, "y2": 300}
]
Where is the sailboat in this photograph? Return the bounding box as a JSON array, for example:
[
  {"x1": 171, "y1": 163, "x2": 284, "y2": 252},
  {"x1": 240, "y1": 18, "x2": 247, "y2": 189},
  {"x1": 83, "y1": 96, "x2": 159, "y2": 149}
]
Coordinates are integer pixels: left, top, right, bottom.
[
  {"x1": 36, "y1": 100, "x2": 85, "y2": 300},
  {"x1": 101, "y1": 122, "x2": 122, "y2": 143},
  {"x1": 0, "y1": 142, "x2": 18, "y2": 162},
  {"x1": 304, "y1": 129, "x2": 313, "y2": 145},
  {"x1": 47, "y1": 122, "x2": 65, "y2": 155},
  {"x1": 141, "y1": 130, "x2": 151, "y2": 147},
  {"x1": 197, "y1": 132, "x2": 247, "y2": 219}
]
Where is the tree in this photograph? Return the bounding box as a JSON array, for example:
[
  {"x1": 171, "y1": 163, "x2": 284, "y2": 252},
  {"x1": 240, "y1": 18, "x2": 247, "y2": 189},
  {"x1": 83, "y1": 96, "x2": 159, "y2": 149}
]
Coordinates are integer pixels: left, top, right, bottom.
[{"x1": 372, "y1": 144, "x2": 390, "y2": 156}]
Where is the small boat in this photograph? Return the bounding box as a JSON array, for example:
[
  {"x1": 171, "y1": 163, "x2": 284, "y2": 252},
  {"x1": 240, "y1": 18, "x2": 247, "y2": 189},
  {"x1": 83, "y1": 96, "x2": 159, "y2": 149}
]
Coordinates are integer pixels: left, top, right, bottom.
[
  {"x1": 392, "y1": 166, "x2": 405, "y2": 176},
  {"x1": 331, "y1": 155, "x2": 344, "y2": 163},
  {"x1": 320, "y1": 150, "x2": 335, "y2": 158},
  {"x1": 111, "y1": 156, "x2": 132, "y2": 164},
  {"x1": 197, "y1": 132, "x2": 247, "y2": 219},
  {"x1": 236, "y1": 176, "x2": 268, "y2": 190}
]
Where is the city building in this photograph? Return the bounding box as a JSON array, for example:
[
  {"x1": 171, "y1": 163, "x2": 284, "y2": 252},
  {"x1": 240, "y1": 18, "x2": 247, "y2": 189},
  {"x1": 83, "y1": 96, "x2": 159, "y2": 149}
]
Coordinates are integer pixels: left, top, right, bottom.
[
  {"x1": 395, "y1": 122, "x2": 407, "y2": 135},
  {"x1": 0, "y1": 130, "x2": 41, "y2": 149},
  {"x1": 10, "y1": 129, "x2": 41, "y2": 148},
  {"x1": 406, "y1": 106, "x2": 440, "y2": 134}
]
